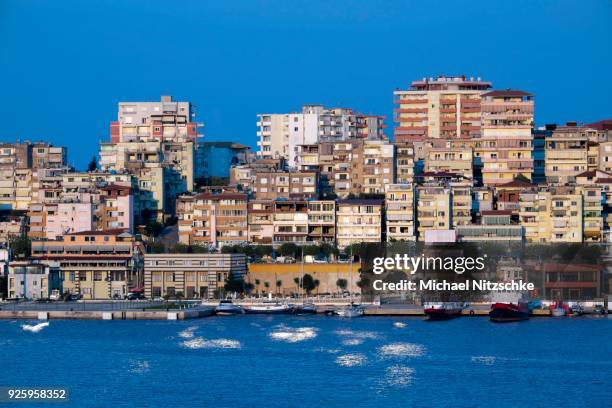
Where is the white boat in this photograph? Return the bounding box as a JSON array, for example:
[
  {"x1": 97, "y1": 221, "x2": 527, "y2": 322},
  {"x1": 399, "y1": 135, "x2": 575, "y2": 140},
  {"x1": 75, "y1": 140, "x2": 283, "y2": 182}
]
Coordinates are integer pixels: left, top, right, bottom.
[
  {"x1": 336, "y1": 303, "x2": 365, "y2": 318},
  {"x1": 215, "y1": 299, "x2": 245, "y2": 315},
  {"x1": 245, "y1": 301, "x2": 293, "y2": 314},
  {"x1": 551, "y1": 308, "x2": 565, "y2": 317}
]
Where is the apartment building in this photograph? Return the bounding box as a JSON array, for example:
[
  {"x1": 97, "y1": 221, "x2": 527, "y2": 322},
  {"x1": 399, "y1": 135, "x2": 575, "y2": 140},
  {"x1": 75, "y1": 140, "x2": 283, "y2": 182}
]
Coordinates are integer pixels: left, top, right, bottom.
[
  {"x1": 31, "y1": 230, "x2": 144, "y2": 299},
  {"x1": 272, "y1": 200, "x2": 309, "y2": 244},
  {"x1": 229, "y1": 158, "x2": 285, "y2": 192},
  {"x1": 247, "y1": 200, "x2": 274, "y2": 244},
  {"x1": 416, "y1": 184, "x2": 452, "y2": 240},
  {"x1": 27, "y1": 201, "x2": 94, "y2": 240},
  {"x1": 357, "y1": 140, "x2": 395, "y2": 195},
  {"x1": 336, "y1": 199, "x2": 384, "y2": 247},
  {"x1": 256, "y1": 105, "x2": 385, "y2": 167},
  {"x1": 253, "y1": 170, "x2": 318, "y2": 200},
  {"x1": 494, "y1": 179, "x2": 534, "y2": 215},
  {"x1": 472, "y1": 186, "x2": 494, "y2": 214},
  {"x1": 394, "y1": 142, "x2": 415, "y2": 184},
  {"x1": 424, "y1": 142, "x2": 473, "y2": 179},
  {"x1": 479, "y1": 90, "x2": 534, "y2": 185},
  {"x1": 96, "y1": 185, "x2": 134, "y2": 232},
  {"x1": 176, "y1": 192, "x2": 248, "y2": 248},
  {"x1": 576, "y1": 182, "x2": 604, "y2": 242},
  {"x1": 450, "y1": 179, "x2": 472, "y2": 226},
  {"x1": 385, "y1": 184, "x2": 416, "y2": 242},
  {"x1": 394, "y1": 75, "x2": 492, "y2": 141},
  {"x1": 519, "y1": 187, "x2": 583, "y2": 243},
  {"x1": 144, "y1": 253, "x2": 247, "y2": 300},
  {"x1": 0, "y1": 216, "x2": 25, "y2": 245},
  {"x1": 0, "y1": 142, "x2": 67, "y2": 211},
  {"x1": 545, "y1": 124, "x2": 590, "y2": 184},
  {"x1": 307, "y1": 200, "x2": 336, "y2": 243}
]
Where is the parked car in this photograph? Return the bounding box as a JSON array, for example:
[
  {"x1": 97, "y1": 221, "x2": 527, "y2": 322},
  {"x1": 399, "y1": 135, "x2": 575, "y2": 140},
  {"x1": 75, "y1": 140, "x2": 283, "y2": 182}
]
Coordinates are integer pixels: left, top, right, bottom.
[{"x1": 49, "y1": 289, "x2": 61, "y2": 301}]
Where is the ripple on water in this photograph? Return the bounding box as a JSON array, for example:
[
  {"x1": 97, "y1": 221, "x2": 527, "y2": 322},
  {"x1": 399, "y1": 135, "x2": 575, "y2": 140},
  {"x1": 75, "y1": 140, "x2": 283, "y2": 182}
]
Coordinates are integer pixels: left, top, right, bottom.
[
  {"x1": 128, "y1": 360, "x2": 150, "y2": 374},
  {"x1": 378, "y1": 343, "x2": 425, "y2": 358},
  {"x1": 471, "y1": 356, "x2": 496, "y2": 365},
  {"x1": 269, "y1": 327, "x2": 317, "y2": 343},
  {"x1": 393, "y1": 322, "x2": 407, "y2": 328},
  {"x1": 181, "y1": 337, "x2": 241, "y2": 349},
  {"x1": 383, "y1": 365, "x2": 415, "y2": 387},
  {"x1": 335, "y1": 329, "x2": 380, "y2": 340},
  {"x1": 336, "y1": 353, "x2": 367, "y2": 367},
  {"x1": 342, "y1": 338, "x2": 364, "y2": 346}
]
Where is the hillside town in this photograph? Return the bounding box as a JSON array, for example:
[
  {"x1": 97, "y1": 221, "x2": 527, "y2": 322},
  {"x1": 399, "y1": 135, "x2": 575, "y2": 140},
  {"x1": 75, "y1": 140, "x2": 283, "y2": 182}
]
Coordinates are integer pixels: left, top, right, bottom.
[{"x1": 1, "y1": 75, "x2": 612, "y2": 301}]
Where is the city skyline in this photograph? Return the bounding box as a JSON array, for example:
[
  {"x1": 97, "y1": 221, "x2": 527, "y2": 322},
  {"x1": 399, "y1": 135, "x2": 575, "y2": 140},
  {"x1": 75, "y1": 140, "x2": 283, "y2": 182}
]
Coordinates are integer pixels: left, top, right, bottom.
[{"x1": 1, "y1": 0, "x2": 611, "y2": 168}]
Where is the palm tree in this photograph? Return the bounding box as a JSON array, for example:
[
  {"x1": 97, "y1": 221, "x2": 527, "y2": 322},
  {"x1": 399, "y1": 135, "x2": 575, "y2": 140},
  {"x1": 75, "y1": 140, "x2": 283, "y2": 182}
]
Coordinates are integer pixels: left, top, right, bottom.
[
  {"x1": 336, "y1": 278, "x2": 348, "y2": 294},
  {"x1": 276, "y1": 280, "x2": 282, "y2": 296},
  {"x1": 314, "y1": 279, "x2": 320, "y2": 296},
  {"x1": 255, "y1": 279, "x2": 261, "y2": 297},
  {"x1": 264, "y1": 281, "x2": 270, "y2": 295}
]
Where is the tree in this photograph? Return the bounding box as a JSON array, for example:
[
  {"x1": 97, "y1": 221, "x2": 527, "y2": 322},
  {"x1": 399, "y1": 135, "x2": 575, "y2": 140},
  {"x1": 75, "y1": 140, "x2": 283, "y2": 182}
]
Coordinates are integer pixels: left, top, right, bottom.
[
  {"x1": 264, "y1": 281, "x2": 270, "y2": 292},
  {"x1": 279, "y1": 242, "x2": 298, "y2": 258},
  {"x1": 293, "y1": 277, "x2": 300, "y2": 290},
  {"x1": 336, "y1": 278, "x2": 348, "y2": 293},
  {"x1": 224, "y1": 271, "x2": 244, "y2": 294},
  {"x1": 255, "y1": 279, "x2": 261, "y2": 296},
  {"x1": 303, "y1": 245, "x2": 319, "y2": 257},
  {"x1": 301, "y1": 273, "x2": 316, "y2": 294},
  {"x1": 276, "y1": 280, "x2": 282, "y2": 295},
  {"x1": 87, "y1": 156, "x2": 97, "y2": 172},
  {"x1": 9, "y1": 234, "x2": 31, "y2": 258},
  {"x1": 244, "y1": 282, "x2": 255, "y2": 295},
  {"x1": 313, "y1": 279, "x2": 320, "y2": 295}
]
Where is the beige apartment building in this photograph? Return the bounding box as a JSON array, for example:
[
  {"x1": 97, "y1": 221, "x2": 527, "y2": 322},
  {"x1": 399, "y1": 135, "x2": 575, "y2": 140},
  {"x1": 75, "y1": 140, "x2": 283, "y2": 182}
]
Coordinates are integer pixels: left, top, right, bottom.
[
  {"x1": 478, "y1": 90, "x2": 534, "y2": 186},
  {"x1": 272, "y1": 200, "x2": 309, "y2": 244},
  {"x1": 519, "y1": 187, "x2": 584, "y2": 243},
  {"x1": 385, "y1": 184, "x2": 415, "y2": 242},
  {"x1": 416, "y1": 184, "x2": 451, "y2": 240},
  {"x1": 394, "y1": 142, "x2": 415, "y2": 184},
  {"x1": 357, "y1": 140, "x2": 395, "y2": 195},
  {"x1": 253, "y1": 170, "x2": 318, "y2": 200},
  {"x1": 450, "y1": 179, "x2": 472, "y2": 227},
  {"x1": 335, "y1": 199, "x2": 384, "y2": 248},
  {"x1": 31, "y1": 230, "x2": 144, "y2": 299},
  {"x1": 144, "y1": 253, "x2": 247, "y2": 299},
  {"x1": 394, "y1": 75, "x2": 492, "y2": 141},
  {"x1": 247, "y1": 200, "x2": 274, "y2": 244},
  {"x1": 177, "y1": 192, "x2": 248, "y2": 248},
  {"x1": 424, "y1": 142, "x2": 473, "y2": 179},
  {"x1": 307, "y1": 200, "x2": 336, "y2": 243},
  {"x1": 545, "y1": 124, "x2": 590, "y2": 184}
]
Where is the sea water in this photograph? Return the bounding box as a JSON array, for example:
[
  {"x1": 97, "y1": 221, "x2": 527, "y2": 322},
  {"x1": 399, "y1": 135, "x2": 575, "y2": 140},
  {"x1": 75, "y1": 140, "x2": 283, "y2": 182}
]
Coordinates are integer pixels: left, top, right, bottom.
[{"x1": 1, "y1": 316, "x2": 611, "y2": 407}]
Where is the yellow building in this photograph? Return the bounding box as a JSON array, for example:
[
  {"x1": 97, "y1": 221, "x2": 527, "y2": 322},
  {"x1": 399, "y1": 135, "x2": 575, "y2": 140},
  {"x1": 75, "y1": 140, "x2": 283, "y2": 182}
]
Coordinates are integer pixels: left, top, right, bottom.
[
  {"x1": 416, "y1": 184, "x2": 451, "y2": 240},
  {"x1": 424, "y1": 143, "x2": 473, "y2": 179},
  {"x1": 545, "y1": 125, "x2": 589, "y2": 184},
  {"x1": 450, "y1": 179, "x2": 472, "y2": 226},
  {"x1": 385, "y1": 183, "x2": 415, "y2": 242},
  {"x1": 247, "y1": 262, "x2": 360, "y2": 296}
]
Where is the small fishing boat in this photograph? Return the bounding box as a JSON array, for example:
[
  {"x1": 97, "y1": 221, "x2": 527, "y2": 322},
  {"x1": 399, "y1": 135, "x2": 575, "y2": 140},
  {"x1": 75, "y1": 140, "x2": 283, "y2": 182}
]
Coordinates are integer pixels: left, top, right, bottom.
[
  {"x1": 569, "y1": 303, "x2": 584, "y2": 316},
  {"x1": 335, "y1": 303, "x2": 365, "y2": 318},
  {"x1": 244, "y1": 301, "x2": 293, "y2": 314},
  {"x1": 215, "y1": 299, "x2": 245, "y2": 315},
  {"x1": 490, "y1": 302, "x2": 530, "y2": 323},
  {"x1": 549, "y1": 301, "x2": 568, "y2": 317},
  {"x1": 424, "y1": 302, "x2": 464, "y2": 321},
  {"x1": 292, "y1": 303, "x2": 317, "y2": 315}
]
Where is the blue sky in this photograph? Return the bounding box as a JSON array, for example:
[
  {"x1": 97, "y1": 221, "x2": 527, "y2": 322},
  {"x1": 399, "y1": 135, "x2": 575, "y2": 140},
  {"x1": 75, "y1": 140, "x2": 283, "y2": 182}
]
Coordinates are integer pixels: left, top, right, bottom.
[{"x1": 0, "y1": 0, "x2": 610, "y2": 169}]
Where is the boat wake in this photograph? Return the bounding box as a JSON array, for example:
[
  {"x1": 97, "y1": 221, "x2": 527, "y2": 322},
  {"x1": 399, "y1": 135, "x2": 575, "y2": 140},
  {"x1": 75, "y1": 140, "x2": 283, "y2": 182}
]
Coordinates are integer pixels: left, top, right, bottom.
[
  {"x1": 378, "y1": 343, "x2": 425, "y2": 358},
  {"x1": 269, "y1": 327, "x2": 317, "y2": 343},
  {"x1": 393, "y1": 322, "x2": 407, "y2": 328},
  {"x1": 21, "y1": 322, "x2": 49, "y2": 333},
  {"x1": 335, "y1": 353, "x2": 367, "y2": 367},
  {"x1": 181, "y1": 337, "x2": 241, "y2": 349},
  {"x1": 471, "y1": 356, "x2": 496, "y2": 365},
  {"x1": 178, "y1": 326, "x2": 197, "y2": 339}
]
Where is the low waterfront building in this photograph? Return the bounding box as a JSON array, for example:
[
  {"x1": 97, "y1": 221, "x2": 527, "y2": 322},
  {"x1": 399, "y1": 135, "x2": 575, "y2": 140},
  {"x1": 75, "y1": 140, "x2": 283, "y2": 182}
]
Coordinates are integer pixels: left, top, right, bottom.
[
  {"x1": 7, "y1": 260, "x2": 61, "y2": 300},
  {"x1": 533, "y1": 263, "x2": 602, "y2": 300},
  {"x1": 456, "y1": 210, "x2": 523, "y2": 242},
  {"x1": 247, "y1": 262, "x2": 360, "y2": 296},
  {"x1": 144, "y1": 253, "x2": 247, "y2": 299},
  {"x1": 31, "y1": 230, "x2": 144, "y2": 300}
]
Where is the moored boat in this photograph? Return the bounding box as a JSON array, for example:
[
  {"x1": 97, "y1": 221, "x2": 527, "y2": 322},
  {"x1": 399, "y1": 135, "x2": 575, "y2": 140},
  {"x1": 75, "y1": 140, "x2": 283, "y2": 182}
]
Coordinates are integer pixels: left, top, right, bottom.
[
  {"x1": 335, "y1": 303, "x2": 364, "y2": 318},
  {"x1": 215, "y1": 299, "x2": 245, "y2": 315},
  {"x1": 244, "y1": 301, "x2": 293, "y2": 314},
  {"x1": 292, "y1": 303, "x2": 317, "y2": 315},
  {"x1": 490, "y1": 302, "x2": 530, "y2": 322},
  {"x1": 424, "y1": 302, "x2": 464, "y2": 321}
]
